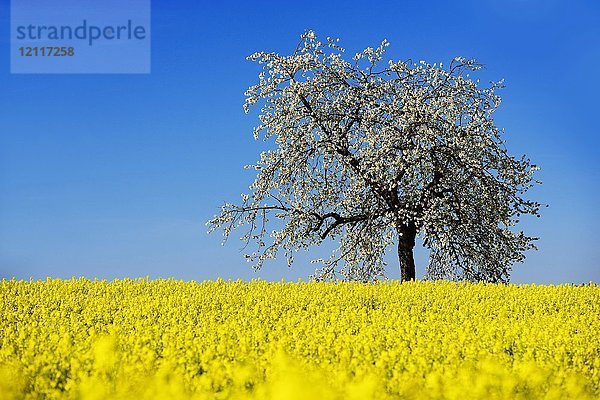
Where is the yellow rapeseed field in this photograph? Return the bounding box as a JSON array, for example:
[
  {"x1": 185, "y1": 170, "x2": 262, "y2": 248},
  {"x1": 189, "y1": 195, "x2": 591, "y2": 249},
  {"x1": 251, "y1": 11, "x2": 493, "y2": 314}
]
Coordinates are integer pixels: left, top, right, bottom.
[{"x1": 0, "y1": 279, "x2": 598, "y2": 399}]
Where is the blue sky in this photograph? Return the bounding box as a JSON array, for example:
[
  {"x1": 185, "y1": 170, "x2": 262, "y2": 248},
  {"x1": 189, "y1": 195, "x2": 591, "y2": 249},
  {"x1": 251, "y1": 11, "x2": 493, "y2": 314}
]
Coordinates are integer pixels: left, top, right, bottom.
[{"x1": 0, "y1": 0, "x2": 598, "y2": 283}]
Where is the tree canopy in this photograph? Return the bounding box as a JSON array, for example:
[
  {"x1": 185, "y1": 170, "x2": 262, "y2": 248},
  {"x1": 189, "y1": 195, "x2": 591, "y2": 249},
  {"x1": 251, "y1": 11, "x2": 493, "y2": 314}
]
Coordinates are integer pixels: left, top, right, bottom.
[{"x1": 208, "y1": 31, "x2": 542, "y2": 282}]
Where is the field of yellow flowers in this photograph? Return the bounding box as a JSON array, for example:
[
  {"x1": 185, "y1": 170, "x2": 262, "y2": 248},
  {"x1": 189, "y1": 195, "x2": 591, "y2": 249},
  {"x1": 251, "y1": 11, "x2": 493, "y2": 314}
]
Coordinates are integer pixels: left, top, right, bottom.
[{"x1": 0, "y1": 279, "x2": 598, "y2": 399}]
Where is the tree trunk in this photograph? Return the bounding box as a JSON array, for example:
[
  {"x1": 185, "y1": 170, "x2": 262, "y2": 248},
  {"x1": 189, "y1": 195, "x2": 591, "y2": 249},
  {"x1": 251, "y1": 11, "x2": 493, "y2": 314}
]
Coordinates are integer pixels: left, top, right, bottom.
[{"x1": 397, "y1": 223, "x2": 417, "y2": 282}]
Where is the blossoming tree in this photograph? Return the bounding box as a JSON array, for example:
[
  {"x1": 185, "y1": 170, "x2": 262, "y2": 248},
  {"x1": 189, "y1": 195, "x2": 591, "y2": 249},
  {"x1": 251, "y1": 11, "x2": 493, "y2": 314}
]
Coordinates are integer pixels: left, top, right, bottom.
[{"x1": 208, "y1": 31, "x2": 542, "y2": 283}]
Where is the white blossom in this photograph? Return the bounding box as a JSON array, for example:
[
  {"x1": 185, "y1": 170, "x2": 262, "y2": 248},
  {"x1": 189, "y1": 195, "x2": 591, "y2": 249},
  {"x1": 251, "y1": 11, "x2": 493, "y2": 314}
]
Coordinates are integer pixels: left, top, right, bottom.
[{"x1": 208, "y1": 30, "x2": 542, "y2": 283}]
